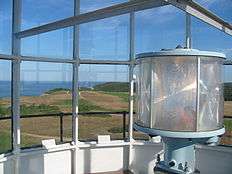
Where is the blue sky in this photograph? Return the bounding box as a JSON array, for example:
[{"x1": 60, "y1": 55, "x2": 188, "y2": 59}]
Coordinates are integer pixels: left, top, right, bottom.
[{"x1": 0, "y1": 0, "x2": 232, "y2": 82}]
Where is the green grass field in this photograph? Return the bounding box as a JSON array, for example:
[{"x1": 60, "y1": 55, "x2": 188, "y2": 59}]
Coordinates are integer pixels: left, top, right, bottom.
[
  {"x1": 0, "y1": 132, "x2": 11, "y2": 154},
  {"x1": 0, "y1": 83, "x2": 130, "y2": 151}
]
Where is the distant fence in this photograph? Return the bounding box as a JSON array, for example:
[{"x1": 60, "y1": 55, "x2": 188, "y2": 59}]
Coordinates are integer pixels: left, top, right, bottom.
[{"x1": 0, "y1": 111, "x2": 129, "y2": 143}]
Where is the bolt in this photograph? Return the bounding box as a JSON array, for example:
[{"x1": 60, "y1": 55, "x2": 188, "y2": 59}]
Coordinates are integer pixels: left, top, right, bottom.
[
  {"x1": 157, "y1": 154, "x2": 161, "y2": 163},
  {"x1": 169, "y1": 161, "x2": 175, "y2": 167},
  {"x1": 184, "y1": 162, "x2": 189, "y2": 172}
]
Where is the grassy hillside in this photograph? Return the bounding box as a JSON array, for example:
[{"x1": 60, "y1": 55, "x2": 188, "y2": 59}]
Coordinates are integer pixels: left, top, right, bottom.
[
  {"x1": 93, "y1": 82, "x2": 129, "y2": 92},
  {"x1": 0, "y1": 81, "x2": 232, "y2": 152},
  {"x1": 224, "y1": 83, "x2": 232, "y2": 101},
  {"x1": 45, "y1": 88, "x2": 71, "y2": 94}
]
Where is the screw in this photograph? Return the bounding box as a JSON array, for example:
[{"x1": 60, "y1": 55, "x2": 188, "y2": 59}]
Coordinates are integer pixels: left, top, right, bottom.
[
  {"x1": 184, "y1": 162, "x2": 189, "y2": 172},
  {"x1": 169, "y1": 161, "x2": 175, "y2": 167},
  {"x1": 157, "y1": 154, "x2": 161, "y2": 163}
]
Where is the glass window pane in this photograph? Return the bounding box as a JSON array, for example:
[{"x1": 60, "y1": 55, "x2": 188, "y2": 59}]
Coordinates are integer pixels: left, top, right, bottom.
[
  {"x1": 21, "y1": 28, "x2": 73, "y2": 59},
  {"x1": 20, "y1": 62, "x2": 72, "y2": 148},
  {"x1": 79, "y1": 15, "x2": 130, "y2": 61},
  {"x1": 192, "y1": 17, "x2": 232, "y2": 56},
  {"x1": 222, "y1": 65, "x2": 232, "y2": 145},
  {"x1": 194, "y1": 0, "x2": 232, "y2": 23},
  {"x1": 22, "y1": 0, "x2": 74, "y2": 30},
  {"x1": 80, "y1": 0, "x2": 127, "y2": 13},
  {"x1": 78, "y1": 64, "x2": 129, "y2": 141},
  {"x1": 0, "y1": 0, "x2": 12, "y2": 54},
  {"x1": 199, "y1": 58, "x2": 224, "y2": 131},
  {"x1": 135, "y1": 6, "x2": 185, "y2": 54},
  {"x1": 0, "y1": 60, "x2": 11, "y2": 153}
]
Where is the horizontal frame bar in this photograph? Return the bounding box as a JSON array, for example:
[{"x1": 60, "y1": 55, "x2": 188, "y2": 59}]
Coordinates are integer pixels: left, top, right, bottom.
[
  {"x1": 16, "y1": 0, "x2": 232, "y2": 39},
  {"x1": 21, "y1": 56, "x2": 74, "y2": 63},
  {"x1": 16, "y1": 0, "x2": 168, "y2": 38},
  {"x1": 79, "y1": 59, "x2": 131, "y2": 65},
  {"x1": 0, "y1": 53, "x2": 231, "y2": 65},
  {"x1": 0, "y1": 54, "x2": 15, "y2": 60},
  {"x1": 0, "y1": 111, "x2": 130, "y2": 120},
  {"x1": 166, "y1": 0, "x2": 232, "y2": 36},
  {"x1": 2, "y1": 112, "x2": 232, "y2": 121},
  {"x1": 0, "y1": 54, "x2": 131, "y2": 65}
]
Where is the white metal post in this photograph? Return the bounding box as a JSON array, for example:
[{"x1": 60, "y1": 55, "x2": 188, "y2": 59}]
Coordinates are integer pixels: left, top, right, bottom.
[
  {"x1": 185, "y1": 12, "x2": 192, "y2": 49},
  {"x1": 12, "y1": 0, "x2": 21, "y2": 174},
  {"x1": 128, "y1": 10, "x2": 135, "y2": 171},
  {"x1": 72, "y1": 0, "x2": 80, "y2": 174},
  {"x1": 73, "y1": 0, "x2": 80, "y2": 146}
]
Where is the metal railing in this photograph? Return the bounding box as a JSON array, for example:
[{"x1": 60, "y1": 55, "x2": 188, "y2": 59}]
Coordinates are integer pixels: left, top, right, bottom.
[
  {"x1": 0, "y1": 111, "x2": 129, "y2": 143},
  {"x1": 1, "y1": 111, "x2": 232, "y2": 148}
]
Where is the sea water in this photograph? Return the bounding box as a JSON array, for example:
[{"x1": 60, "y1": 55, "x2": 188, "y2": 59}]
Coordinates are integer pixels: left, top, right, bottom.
[{"x1": 0, "y1": 81, "x2": 102, "y2": 98}]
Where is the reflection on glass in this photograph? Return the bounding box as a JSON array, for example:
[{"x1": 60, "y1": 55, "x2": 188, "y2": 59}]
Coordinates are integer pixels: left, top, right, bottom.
[
  {"x1": 193, "y1": 0, "x2": 232, "y2": 23},
  {"x1": 0, "y1": 0, "x2": 12, "y2": 54},
  {"x1": 80, "y1": 15, "x2": 129, "y2": 61},
  {"x1": 21, "y1": 0, "x2": 73, "y2": 30},
  {"x1": 80, "y1": 0, "x2": 127, "y2": 13},
  {"x1": 78, "y1": 65, "x2": 129, "y2": 141},
  {"x1": 20, "y1": 62, "x2": 72, "y2": 147},
  {"x1": 192, "y1": 17, "x2": 232, "y2": 54},
  {"x1": 222, "y1": 66, "x2": 232, "y2": 145},
  {"x1": 0, "y1": 60, "x2": 11, "y2": 153},
  {"x1": 135, "y1": 5, "x2": 185, "y2": 53},
  {"x1": 21, "y1": 28, "x2": 73, "y2": 59}
]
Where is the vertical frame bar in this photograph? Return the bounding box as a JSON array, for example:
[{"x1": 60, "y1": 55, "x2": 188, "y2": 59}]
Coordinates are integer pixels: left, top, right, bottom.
[
  {"x1": 12, "y1": 0, "x2": 21, "y2": 174},
  {"x1": 72, "y1": 1, "x2": 80, "y2": 174},
  {"x1": 196, "y1": 57, "x2": 200, "y2": 131},
  {"x1": 150, "y1": 59, "x2": 154, "y2": 129},
  {"x1": 72, "y1": 0, "x2": 80, "y2": 146},
  {"x1": 128, "y1": 9, "x2": 135, "y2": 171},
  {"x1": 123, "y1": 111, "x2": 126, "y2": 141},
  {"x1": 128, "y1": 11, "x2": 135, "y2": 142},
  {"x1": 185, "y1": 13, "x2": 192, "y2": 49},
  {"x1": 60, "y1": 113, "x2": 64, "y2": 142}
]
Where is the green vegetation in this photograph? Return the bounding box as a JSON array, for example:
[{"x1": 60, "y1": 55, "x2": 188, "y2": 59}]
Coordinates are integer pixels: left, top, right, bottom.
[
  {"x1": 79, "y1": 87, "x2": 92, "y2": 91},
  {"x1": 102, "y1": 92, "x2": 129, "y2": 102},
  {"x1": 79, "y1": 99, "x2": 103, "y2": 112},
  {"x1": 20, "y1": 104, "x2": 60, "y2": 115},
  {"x1": 224, "y1": 83, "x2": 232, "y2": 101},
  {"x1": 0, "y1": 106, "x2": 10, "y2": 116},
  {"x1": 1, "y1": 81, "x2": 231, "y2": 153},
  {"x1": 45, "y1": 88, "x2": 71, "y2": 94},
  {"x1": 93, "y1": 82, "x2": 129, "y2": 92},
  {"x1": 224, "y1": 119, "x2": 232, "y2": 131},
  {"x1": 108, "y1": 126, "x2": 128, "y2": 133},
  {"x1": 54, "y1": 99, "x2": 72, "y2": 107},
  {"x1": 0, "y1": 132, "x2": 11, "y2": 154},
  {"x1": 55, "y1": 99, "x2": 104, "y2": 112}
]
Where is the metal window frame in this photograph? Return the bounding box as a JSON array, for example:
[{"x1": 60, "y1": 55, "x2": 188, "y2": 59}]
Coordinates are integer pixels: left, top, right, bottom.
[
  {"x1": 11, "y1": 1, "x2": 21, "y2": 174},
  {"x1": 0, "y1": 2, "x2": 232, "y2": 174},
  {"x1": 15, "y1": 0, "x2": 168, "y2": 38},
  {"x1": 72, "y1": 1, "x2": 80, "y2": 174},
  {"x1": 14, "y1": 0, "x2": 232, "y2": 39}
]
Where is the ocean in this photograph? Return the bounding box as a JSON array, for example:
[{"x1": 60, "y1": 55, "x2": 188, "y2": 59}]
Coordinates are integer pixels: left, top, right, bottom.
[{"x1": 0, "y1": 81, "x2": 102, "y2": 98}]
